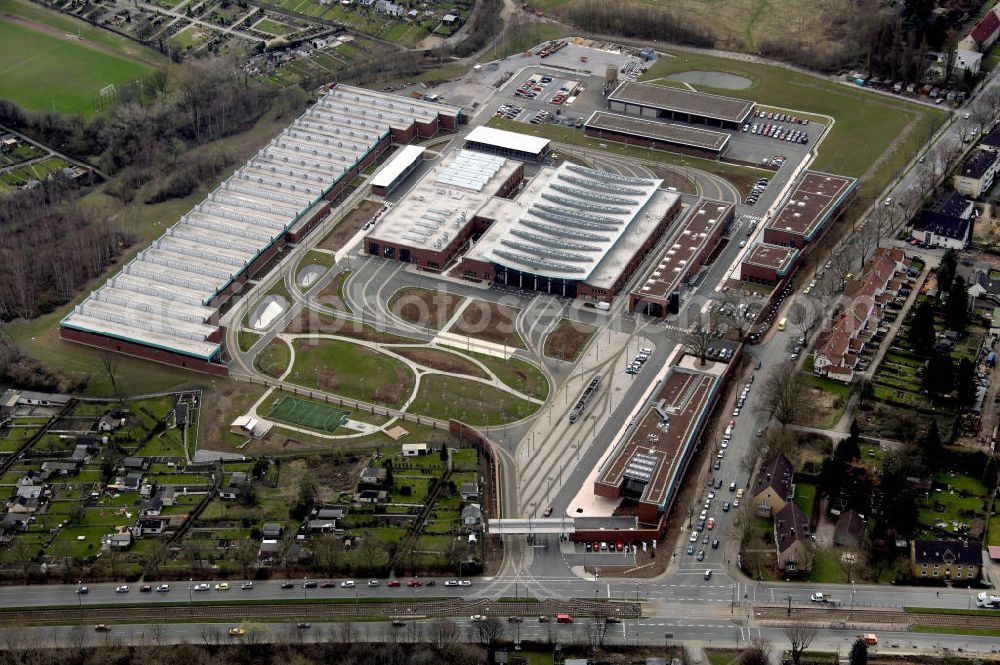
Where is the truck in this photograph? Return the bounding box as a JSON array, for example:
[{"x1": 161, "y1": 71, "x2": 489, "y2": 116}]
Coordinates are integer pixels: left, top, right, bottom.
[{"x1": 977, "y1": 592, "x2": 1000, "y2": 608}]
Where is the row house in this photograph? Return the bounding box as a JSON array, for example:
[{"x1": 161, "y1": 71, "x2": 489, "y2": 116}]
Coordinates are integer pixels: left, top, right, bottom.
[{"x1": 813, "y1": 248, "x2": 907, "y2": 382}]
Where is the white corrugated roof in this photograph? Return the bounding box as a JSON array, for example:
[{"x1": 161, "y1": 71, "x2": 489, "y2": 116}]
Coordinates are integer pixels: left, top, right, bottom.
[
  {"x1": 465, "y1": 126, "x2": 550, "y2": 155},
  {"x1": 371, "y1": 145, "x2": 425, "y2": 189}
]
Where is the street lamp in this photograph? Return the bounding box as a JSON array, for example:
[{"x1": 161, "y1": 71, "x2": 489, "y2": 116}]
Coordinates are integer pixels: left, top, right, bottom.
[{"x1": 849, "y1": 580, "x2": 857, "y2": 621}]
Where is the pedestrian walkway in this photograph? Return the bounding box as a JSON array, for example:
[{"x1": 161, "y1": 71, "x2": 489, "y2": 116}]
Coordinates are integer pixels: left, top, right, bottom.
[{"x1": 432, "y1": 330, "x2": 516, "y2": 359}]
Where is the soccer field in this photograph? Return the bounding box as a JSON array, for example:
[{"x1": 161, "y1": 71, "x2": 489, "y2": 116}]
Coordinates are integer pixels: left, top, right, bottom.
[
  {"x1": 267, "y1": 396, "x2": 351, "y2": 434},
  {"x1": 0, "y1": 19, "x2": 153, "y2": 117}
]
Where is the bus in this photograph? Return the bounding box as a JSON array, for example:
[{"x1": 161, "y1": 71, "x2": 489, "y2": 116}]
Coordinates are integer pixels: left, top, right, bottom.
[{"x1": 777, "y1": 317, "x2": 787, "y2": 331}]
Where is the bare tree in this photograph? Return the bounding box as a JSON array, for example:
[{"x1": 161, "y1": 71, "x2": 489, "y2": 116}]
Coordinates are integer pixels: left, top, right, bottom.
[
  {"x1": 739, "y1": 637, "x2": 773, "y2": 665},
  {"x1": 429, "y1": 618, "x2": 459, "y2": 647},
  {"x1": 8, "y1": 538, "x2": 36, "y2": 583},
  {"x1": 228, "y1": 538, "x2": 257, "y2": 580},
  {"x1": 99, "y1": 349, "x2": 127, "y2": 405},
  {"x1": 475, "y1": 617, "x2": 505, "y2": 662},
  {"x1": 675, "y1": 323, "x2": 714, "y2": 366},
  {"x1": 853, "y1": 224, "x2": 880, "y2": 270},
  {"x1": 786, "y1": 299, "x2": 817, "y2": 340},
  {"x1": 784, "y1": 621, "x2": 818, "y2": 665},
  {"x1": 587, "y1": 614, "x2": 608, "y2": 649},
  {"x1": 757, "y1": 364, "x2": 806, "y2": 428},
  {"x1": 828, "y1": 250, "x2": 855, "y2": 292},
  {"x1": 149, "y1": 622, "x2": 164, "y2": 648}
]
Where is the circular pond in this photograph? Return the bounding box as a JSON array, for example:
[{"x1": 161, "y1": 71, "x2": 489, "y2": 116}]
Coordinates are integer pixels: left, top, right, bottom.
[{"x1": 664, "y1": 71, "x2": 752, "y2": 90}]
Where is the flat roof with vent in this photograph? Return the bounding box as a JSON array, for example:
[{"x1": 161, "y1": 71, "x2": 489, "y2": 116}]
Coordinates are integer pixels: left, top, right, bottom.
[
  {"x1": 632, "y1": 199, "x2": 733, "y2": 301},
  {"x1": 743, "y1": 243, "x2": 799, "y2": 274},
  {"x1": 765, "y1": 171, "x2": 857, "y2": 241},
  {"x1": 597, "y1": 366, "x2": 718, "y2": 510},
  {"x1": 584, "y1": 111, "x2": 730, "y2": 152},
  {"x1": 365, "y1": 149, "x2": 522, "y2": 252},
  {"x1": 607, "y1": 80, "x2": 755, "y2": 124}
]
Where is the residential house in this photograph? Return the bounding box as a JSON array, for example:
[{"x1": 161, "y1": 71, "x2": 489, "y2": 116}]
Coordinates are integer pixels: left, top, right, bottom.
[
  {"x1": 16, "y1": 470, "x2": 43, "y2": 488},
  {"x1": 219, "y1": 472, "x2": 248, "y2": 500},
  {"x1": 910, "y1": 540, "x2": 983, "y2": 581},
  {"x1": 954, "y1": 48, "x2": 983, "y2": 76},
  {"x1": 775, "y1": 502, "x2": 813, "y2": 574},
  {"x1": 107, "y1": 532, "x2": 133, "y2": 550},
  {"x1": 752, "y1": 453, "x2": 795, "y2": 516},
  {"x1": 8, "y1": 496, "x2": 39, "y2": 514},
  {"x1": 123, "y1": 471, "x2": 143, "y2": 491},
  {"x1": 71, "y1": 444, "x2": 89, "y2": 463},
  {"x1": 259, "y1": 539, "x2": 281, "y2": 561},
  {"x1": 158, "y1": 485, "x2": 176, "y2": 507},
  {"x1": 462, "y1": 503, "x2": 483, "y2": 530},
  {"x1": 359, "y1": 466, "x2": 387, "y2": 486},
  {"x1": 14, "y1": 485, "x2": 43, "y2": 501},
  {"x1": 139, "y1": 497, "x2": 163, "y2": 517},
  {"x1": 813, "y1": 247, "x2": 906, "y2": 381},
  {"x1": 981, "y1": 125, "x2": 1000, "y2": 151},
  {"x1": 98, "y1": 414, "x2": 122, "y2": 432},
  {"x1": 833, "y1": 510, "x2": 864, "y2": 548},
  {"x1": 402, "y1": 443, "x2": 429, "y2": 457},
  {"x1": 954, "y1": 148, "x2": 999, "y2": 199},
  {"x1": 912, "y1": 211, "x2": 972, "y2": 249},
  {"x1": 959, "y1": 6, "x2": 1000, "y2": 51},
  {"x1": 262, "y1": 522, "x2": 284, "y2": 539},
  {"x1": 375, "y1": 0, "x2": 404, "y2": 16},
  {"x1": 133, "y1": 518, "x2": 166, "y2": 537},
  {"x1": 354, "y1": 489, "x2": 387, "y2": 504},
  {"x1": 123, "y1": 457, "x2": 150, "y2": 471},
  {"x1": 40, "y1": 461, "x2": 80, "y2": 477},
  {"x1": 305, "y1": 518, "x2": 338, "y2": 534},
  {"x1": 1, "y1": 512, "x2": 30, "y2": 536},
  {"x1": 460, "y1": 482, "x2": 480, "y2": 502},
  {"x1": 933, "y1": 190, "x2": 975, "y2": 220},
  {"x1": 315, "y1": 508, "x2": 344, "y2": 521}
]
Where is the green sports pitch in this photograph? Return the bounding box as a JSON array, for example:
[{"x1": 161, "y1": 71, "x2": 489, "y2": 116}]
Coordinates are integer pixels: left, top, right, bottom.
[
  {"x1": 266, "y1": 396, "x2": 350, "y2": 434},
  {"x1": 0, "y1": 18, "x2": 153, "y2": 117}
]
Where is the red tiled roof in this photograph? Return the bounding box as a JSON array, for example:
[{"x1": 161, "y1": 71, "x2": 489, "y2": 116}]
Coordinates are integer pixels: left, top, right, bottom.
[
  {"x1": 819, "y1": 329, "x2": 850, "y2": 362},
  {"x1": 972, "y1": 9, "x2": 1000, "y2": 44}
]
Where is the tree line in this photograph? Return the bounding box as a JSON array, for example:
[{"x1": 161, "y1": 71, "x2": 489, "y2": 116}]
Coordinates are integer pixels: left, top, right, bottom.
[{"x1": 0, "y1": 56, "x2": 278, "y2": 322}]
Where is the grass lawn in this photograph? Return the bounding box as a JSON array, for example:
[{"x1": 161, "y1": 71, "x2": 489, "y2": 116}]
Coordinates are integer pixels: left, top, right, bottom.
[
  {"x1": 254, "y1": 339, "x2": 292, "y2": 378},
  {"x1": 460, "y1": 351, "x2": 549, "y2": 400},
  {"x1": 0, "y1": 14, "x2": 156, "y2": 117},
  {"x1": 639, "y1": 50, "x2": 947, "y2": 197},
  {"x1": 289, "y1": 338, "x2": 414, "y2": 408},
  {"x1": 809, "y1": 548, "x2": 844, "y2": 583},
  {"x1": 254, "y1": 17, "x2": 294, "y2": 35},
  {"x1": 407, "y1": 374, "x2": 540, "y2": 425},
  {"x1": 794, "y1": 481, "x2": 816, "y2": 517},
  {"x1": 238, "y1": 330, "x2": 262, "y2": 352}
]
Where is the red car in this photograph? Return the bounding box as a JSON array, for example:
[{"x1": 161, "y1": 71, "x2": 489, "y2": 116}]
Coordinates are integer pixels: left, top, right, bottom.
[
  {"x1": 320, "y1": 580, "x2": 336, "y2": 588},
  {"x1": 615, "y1": 541, "x2": 624, "y2": 552},
  {"x1": 387, "y1": 580, "x2": 401, "y2": 587},
  {"x1": 592, "y1": 541, "x2": 600, "y2": 552},
  {"x1": 407, "y1": 580, "x2": 423, "y2": 588}
]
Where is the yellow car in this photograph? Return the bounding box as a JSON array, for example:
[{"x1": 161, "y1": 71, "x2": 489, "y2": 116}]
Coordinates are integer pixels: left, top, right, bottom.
[
  {"x1": 228, "y1": 627, "x2": 245, "y2": 637},
  {"x1": 215, "y1": 582, "x2": 230, "y2": 592}
]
